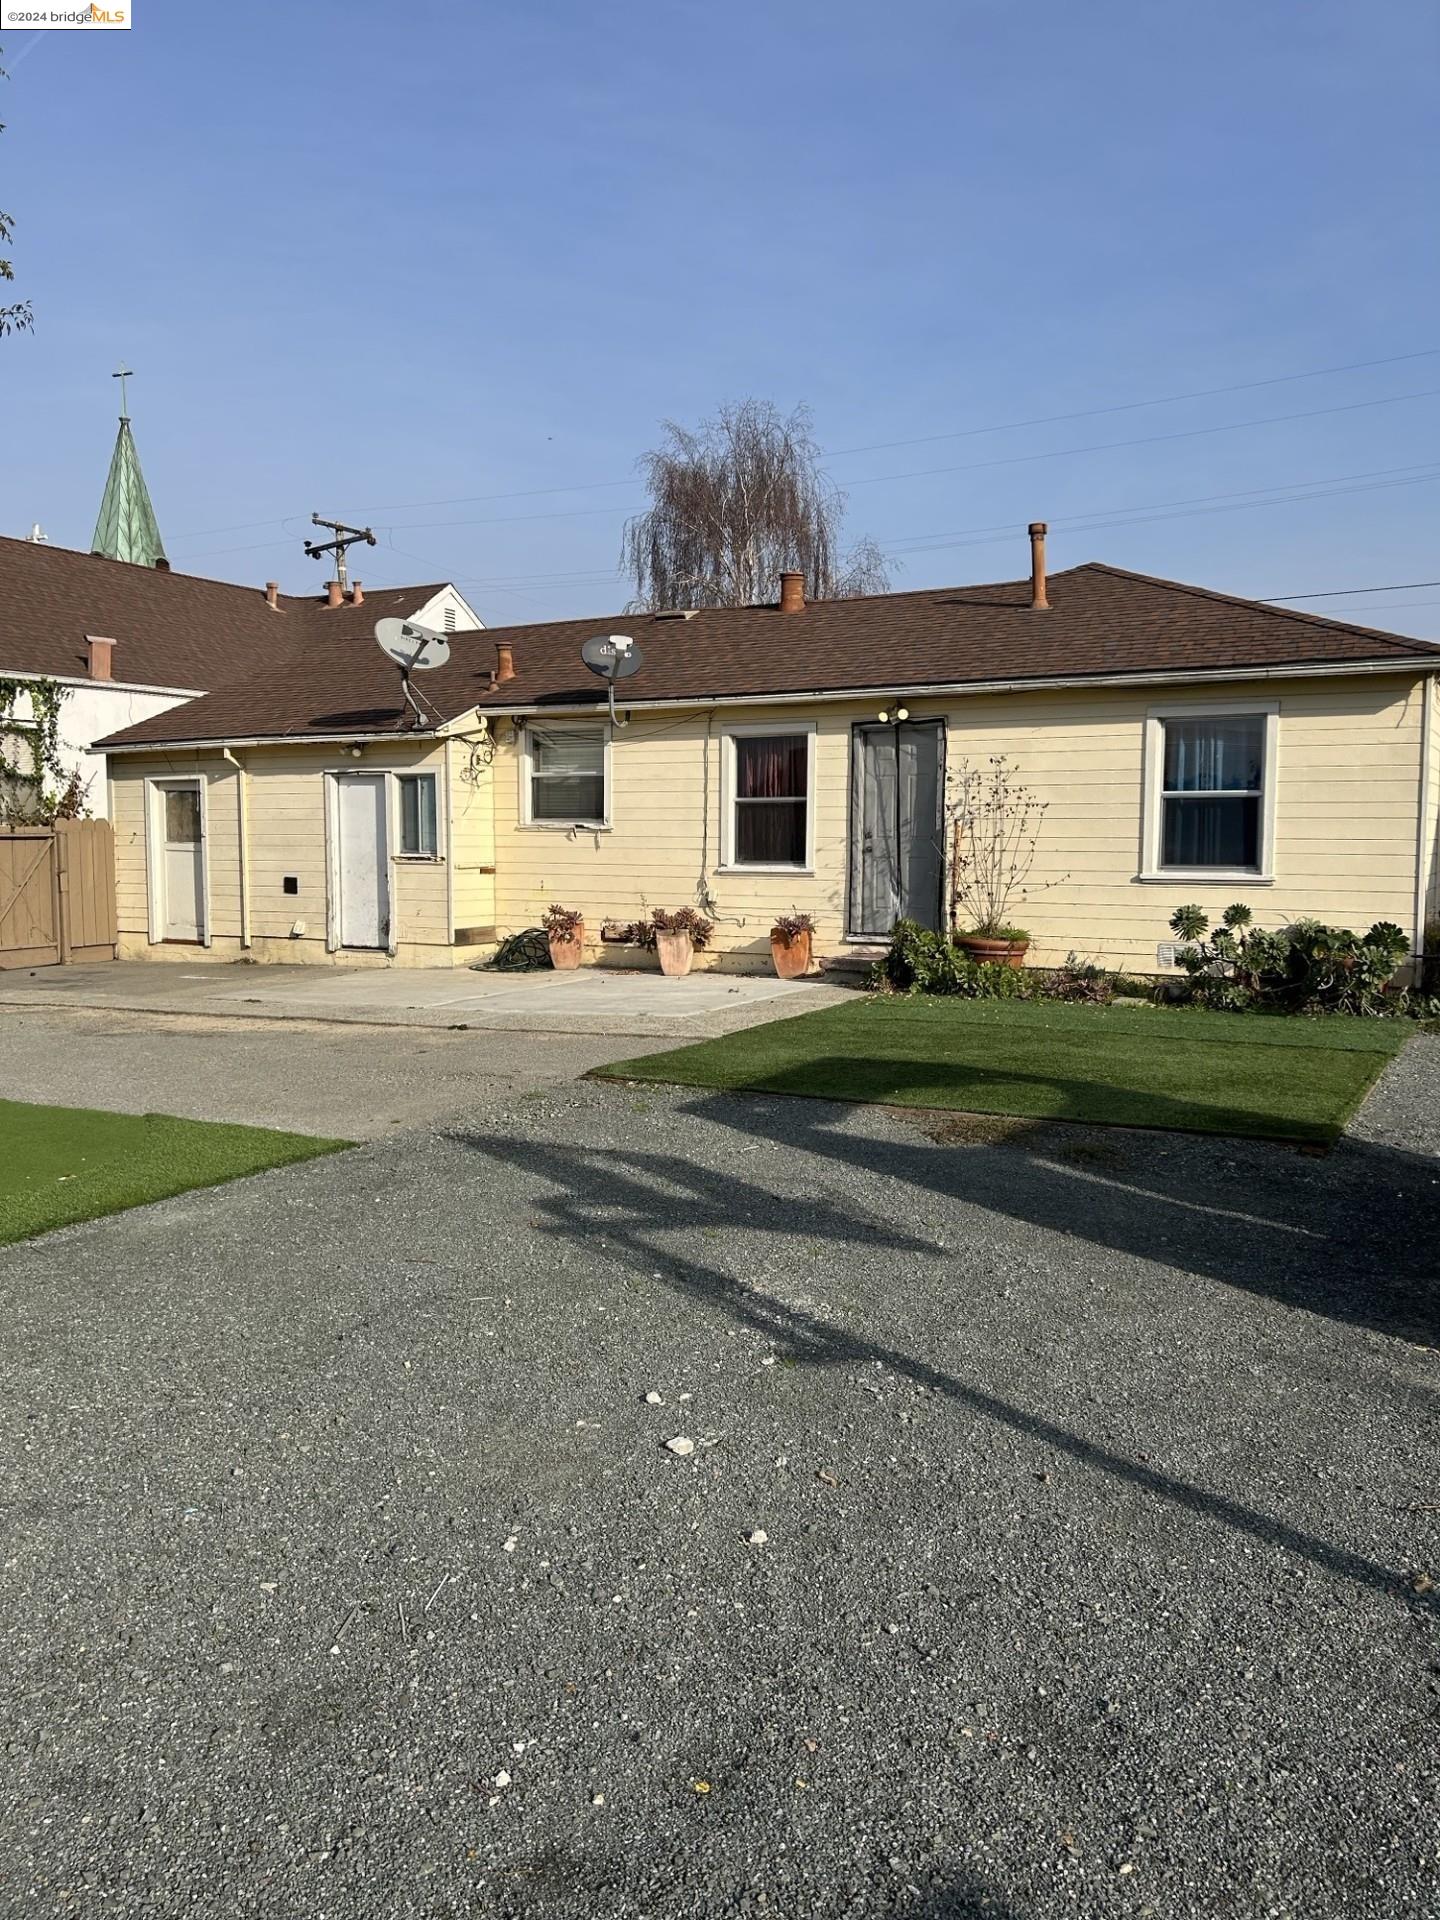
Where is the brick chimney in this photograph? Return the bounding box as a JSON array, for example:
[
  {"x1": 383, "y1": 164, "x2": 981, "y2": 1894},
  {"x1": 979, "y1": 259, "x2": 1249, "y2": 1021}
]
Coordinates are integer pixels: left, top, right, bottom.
[
  {"x1": 326, "y1": 579, "x2": 343, "y2": 608},
  {"x1": 265, "y1": 581, "x2": 280, "y2": 610},
  {"x1": 779, "y1": 570, "x2": 805, "y2": 614},
  {"x1": 1028, "y1": 523, "x2": 1049, "y2": 610},
  {"x1": 494, "y1": 640, "x2": 516, "y2": 684},
  {"x1": 86, "y1": 635, "x2": 115, "y2": 681},
  {"x1": 351, "y1": 581, "x2": 364, "y2": 607}
]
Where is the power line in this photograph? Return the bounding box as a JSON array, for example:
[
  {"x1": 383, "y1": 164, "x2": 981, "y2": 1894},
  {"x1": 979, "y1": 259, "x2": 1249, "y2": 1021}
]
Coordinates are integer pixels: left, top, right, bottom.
[
  {"x1": 836, "y1": 388, "x2": 1440, "y2": 497},
  {"x1": 309, "y1": 463, "x2": 1440, "y2": 598},
  {"x1": 166, "y1": 345, "x2": 1440, "y2": 547},
  {"x1": 878, "y1": 462, "x2": 1440, "y2": 556},
  {"x1": 1265, "y1": 579, "x2": 1440, "y2": 602},
  {"x1": 268, "y1": 386, "x2": 1437, "y2": 553},
  {"x1": 825, "y1": 348, "x2": 1440, "y2": 460}
]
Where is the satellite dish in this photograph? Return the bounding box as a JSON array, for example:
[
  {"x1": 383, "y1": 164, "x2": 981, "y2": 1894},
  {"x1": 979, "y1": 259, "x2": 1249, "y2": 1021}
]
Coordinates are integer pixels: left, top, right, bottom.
[
  {"x1": 581, "y1": 633, "x2": 643, "y2": 681},
  {"x1": 375, "y1": 616, "x2": 451, "y2": 673}
]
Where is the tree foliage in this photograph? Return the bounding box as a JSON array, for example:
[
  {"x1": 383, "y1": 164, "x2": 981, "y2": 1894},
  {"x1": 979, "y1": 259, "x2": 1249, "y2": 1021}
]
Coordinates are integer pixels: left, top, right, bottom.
[
  {"x1": 0, "y1": 46, "x2": 32, "y2": 338},
  {"x1": 621, "y1": 400, "x2": 890, "y2": 610}
]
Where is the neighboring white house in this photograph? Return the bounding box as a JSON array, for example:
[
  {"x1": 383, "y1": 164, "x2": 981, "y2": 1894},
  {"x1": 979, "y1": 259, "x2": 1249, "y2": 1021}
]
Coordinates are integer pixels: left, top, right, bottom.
[
  {"x1": 2, "y1": 410, "x2": 482, "y2": 818},
  {"x1": 0, "y1": 534, "x2": 483, "y2": 820}
]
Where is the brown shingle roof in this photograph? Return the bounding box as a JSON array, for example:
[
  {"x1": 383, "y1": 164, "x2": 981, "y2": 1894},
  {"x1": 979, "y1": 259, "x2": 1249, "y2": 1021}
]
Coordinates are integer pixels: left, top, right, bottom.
[
  {"x1": 97, "y1": 561, "x2": 1440, "y2": 751},
  {"x1": 0, "y1": 531, "x2": 449, "y2": 691}
]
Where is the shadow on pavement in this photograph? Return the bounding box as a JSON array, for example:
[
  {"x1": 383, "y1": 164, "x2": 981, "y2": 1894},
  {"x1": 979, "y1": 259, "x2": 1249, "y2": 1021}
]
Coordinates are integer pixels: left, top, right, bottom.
[{"x1": 452, "y1": 1118, "x2": 1438, "y2": 1619}]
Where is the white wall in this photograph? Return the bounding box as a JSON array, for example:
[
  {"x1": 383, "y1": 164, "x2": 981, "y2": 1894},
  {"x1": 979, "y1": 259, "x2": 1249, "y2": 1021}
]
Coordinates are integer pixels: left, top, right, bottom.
[
  {"x1": 7, "y1": 675, "x2": 199, "y2": 819},
  {"x1": 408, "y1": 585, "x2": 485, "y2": 633}
]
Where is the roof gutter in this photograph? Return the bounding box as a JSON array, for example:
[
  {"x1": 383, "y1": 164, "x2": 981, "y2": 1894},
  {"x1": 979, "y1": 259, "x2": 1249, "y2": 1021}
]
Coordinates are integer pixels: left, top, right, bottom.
[
  {"x1": 100, "y1": 729, "x2": 442, "y2": 757},
  {"x1": 477, "y1": 654, "x2": 1440, "y2": 719},
  {"x1": 95, "y1": 654, "x2": 1440, "y2": 751}
]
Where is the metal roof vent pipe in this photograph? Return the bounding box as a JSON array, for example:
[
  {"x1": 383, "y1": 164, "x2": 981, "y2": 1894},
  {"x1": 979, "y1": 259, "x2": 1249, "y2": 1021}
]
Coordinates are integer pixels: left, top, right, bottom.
[
  {"x1": 1028, "y1": 522, "x2": 1049, "y2": 610},
  {"x1": 779, "y1": 570, "x2": 805, "y2": 614},
  {"x1": 326, "y1": 578, "x2": 344, "y2": 608},
  {"x1": 494, "y1": 640, "x2": 515, "y2": 684},
  {"x1": 351, "y1": 581, "x2": 364, "y2": 607},
  {"x1": 265, "y1": 580, "x2": 280, "y2": 609}
]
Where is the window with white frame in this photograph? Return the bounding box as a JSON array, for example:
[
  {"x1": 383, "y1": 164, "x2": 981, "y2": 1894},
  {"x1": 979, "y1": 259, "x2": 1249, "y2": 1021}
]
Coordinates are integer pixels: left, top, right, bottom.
[
  {"x1": 726, "y1": 729, "x2": 813, "y2": 868},
  {"x1": 1145, "y1": 707, "x2": 1275, "y2": 876},
  {"x1": 524, "y1": 723, "x2": 608, "y2": 826},
  {"x1": 397, "y1": 773, "x2": 439, "y2": 857}
]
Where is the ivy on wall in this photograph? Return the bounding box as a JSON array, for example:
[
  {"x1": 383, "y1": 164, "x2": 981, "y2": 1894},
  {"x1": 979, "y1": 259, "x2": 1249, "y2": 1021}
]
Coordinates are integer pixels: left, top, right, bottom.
[{"x1": 0, "y1": 677, "x2": 86, "y2": 825}]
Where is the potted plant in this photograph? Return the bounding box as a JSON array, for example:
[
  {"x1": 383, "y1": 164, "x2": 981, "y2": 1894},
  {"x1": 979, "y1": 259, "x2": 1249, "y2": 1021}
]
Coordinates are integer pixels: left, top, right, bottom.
[
  {"x1": 543, "y1": 902, "x2": 584, "y2": 971},
  {"x1": 769, "y1": 912, "x2": 815, "y2": 980},
  {"x1": 649, "y1": 906, "x2": 714, "y2": 978},
  {"x1": 957, "y1": 925, "x2": 1031, "y2": 969},
  {"x1": 948, "y1": 755, "x2": 1062, "y2": 968}
]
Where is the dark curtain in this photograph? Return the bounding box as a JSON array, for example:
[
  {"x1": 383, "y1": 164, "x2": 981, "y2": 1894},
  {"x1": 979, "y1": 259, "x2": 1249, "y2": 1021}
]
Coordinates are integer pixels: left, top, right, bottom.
[{"x1": 735, "y1": 735, "x2": 806, "y2": 864}]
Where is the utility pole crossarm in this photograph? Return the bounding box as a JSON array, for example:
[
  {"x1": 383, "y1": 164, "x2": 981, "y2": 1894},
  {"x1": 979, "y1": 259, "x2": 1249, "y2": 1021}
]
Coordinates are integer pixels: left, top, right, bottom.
[{"x1": 303, "y1": 514, "x2": 378, "y2": 592}]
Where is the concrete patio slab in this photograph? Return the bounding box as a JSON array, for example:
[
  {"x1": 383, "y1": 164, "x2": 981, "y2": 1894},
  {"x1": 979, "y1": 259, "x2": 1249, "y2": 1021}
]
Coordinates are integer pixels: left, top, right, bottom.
[{"x1": 0, "y1": 959, "x2": 856, "y2": 1039}]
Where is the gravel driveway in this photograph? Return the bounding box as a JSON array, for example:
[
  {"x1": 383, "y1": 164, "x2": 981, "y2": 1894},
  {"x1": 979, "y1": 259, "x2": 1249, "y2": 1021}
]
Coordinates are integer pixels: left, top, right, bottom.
[{"x1": 2, "y1": 1050, "x2": 1437, "y2": 1917}]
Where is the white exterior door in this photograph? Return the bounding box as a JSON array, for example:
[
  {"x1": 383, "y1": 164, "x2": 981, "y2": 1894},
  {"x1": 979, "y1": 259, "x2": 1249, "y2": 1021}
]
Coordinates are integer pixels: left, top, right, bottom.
[
  {"x1": 158, "y1": 780, "x2": 205, "y2": 942},
  {"x1": 336, "y1": 774, "x2": 389, "y2": 949}
]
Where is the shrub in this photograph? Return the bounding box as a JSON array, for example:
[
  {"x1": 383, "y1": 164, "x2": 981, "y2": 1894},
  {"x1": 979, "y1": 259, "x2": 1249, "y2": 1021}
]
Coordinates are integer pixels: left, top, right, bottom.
[
  {"x1": 872, "y1": 920, "x2": 1029, "y2": 997},
  {"x1": 1039, "y1": 954, "x2": 1116, "y2": 1004},
  {"x1": 542, "y1": 902, "x2": 583, "y2": 941},
  {"x1": 1168, "y1": 902, "x2": 1411, "y2": 1016},
  {"x1": 957, "y1": 923, "x2": 1031, "y2": 944}
]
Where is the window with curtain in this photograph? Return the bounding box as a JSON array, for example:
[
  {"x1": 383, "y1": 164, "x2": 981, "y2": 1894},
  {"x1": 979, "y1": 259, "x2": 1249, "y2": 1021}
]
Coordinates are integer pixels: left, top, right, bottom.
[
  {"x1": 731, "y1": 732, "x2": 809, "y2": 866},
  {"x1": 1160, "y1": 714, "x2": 1265, "y2": 869},
  {"x1": 398, "y1": 773, "x2": 438, "y2": 856},
  {"x1": 527, "y1": 724, "x2": 607, "y2": 824}
]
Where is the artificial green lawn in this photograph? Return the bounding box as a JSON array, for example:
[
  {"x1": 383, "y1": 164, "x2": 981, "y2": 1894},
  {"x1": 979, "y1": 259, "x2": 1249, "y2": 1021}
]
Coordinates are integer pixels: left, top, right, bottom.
[
  {"x1": 0, "y1": 1099, "x2": 351, "y2": 1245},
  {"x1": 597, "y1": 996, "x2": 1408, "y2": 1142}
]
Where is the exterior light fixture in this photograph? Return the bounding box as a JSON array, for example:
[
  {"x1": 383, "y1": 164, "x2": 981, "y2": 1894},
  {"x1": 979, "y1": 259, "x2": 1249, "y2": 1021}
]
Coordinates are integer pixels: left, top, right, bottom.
[
  {"x1": 877, "y1": 708, "x2": 890, "y2": 723},
  {"x1": 896, "y1": 706, "x2": 910, "y2": 721}
]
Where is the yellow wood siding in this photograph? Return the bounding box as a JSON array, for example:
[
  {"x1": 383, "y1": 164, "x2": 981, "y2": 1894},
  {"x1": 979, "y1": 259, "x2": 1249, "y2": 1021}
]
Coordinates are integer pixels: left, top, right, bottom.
[
  {"x1": 446, "y1": 734, "x2": 497, "y2": 935},
  {"x1": 1422, "y1": 676, "x2": 1440, "y2": 947},
  {"x1": 491, "y1": 675, "x2": 1429, "y2": 972},
  {"x1": 110, "y1": 742, "x2": 458, "y2": 966}
]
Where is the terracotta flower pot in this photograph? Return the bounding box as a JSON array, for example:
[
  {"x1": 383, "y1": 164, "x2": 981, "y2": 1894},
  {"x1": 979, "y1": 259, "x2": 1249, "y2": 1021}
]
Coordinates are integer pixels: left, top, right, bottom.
[
  {"x1": 957, "y1": 934, "x2": 1030, "y2": 970},
  {"x1": 655, "y1": 929, "x2": 695, "y2": 977},
  {"x1": 770, "y1": 929, "x2": 812, "y2": 980},
  {"x1": 548, "y1": 923, "x2": 584, "y2": 971}
]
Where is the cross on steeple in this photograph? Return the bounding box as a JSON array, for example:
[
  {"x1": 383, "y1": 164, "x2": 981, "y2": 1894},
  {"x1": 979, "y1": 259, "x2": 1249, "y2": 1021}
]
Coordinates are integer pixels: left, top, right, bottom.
[{"x1": 92, "y1": 366, "x2": 166, "y2": 568}]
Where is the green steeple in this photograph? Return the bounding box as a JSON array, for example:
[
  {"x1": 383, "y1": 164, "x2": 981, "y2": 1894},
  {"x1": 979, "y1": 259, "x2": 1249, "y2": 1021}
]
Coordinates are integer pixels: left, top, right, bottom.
[{"x1": 91, "y1": 372, "x2": 166, "y2": 567}]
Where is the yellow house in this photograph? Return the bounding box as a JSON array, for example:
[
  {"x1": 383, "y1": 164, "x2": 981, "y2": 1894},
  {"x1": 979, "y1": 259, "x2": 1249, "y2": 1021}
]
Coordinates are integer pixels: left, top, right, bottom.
[{"x1": 97, "y1": 533, "x2": 1440, "y2": 978}]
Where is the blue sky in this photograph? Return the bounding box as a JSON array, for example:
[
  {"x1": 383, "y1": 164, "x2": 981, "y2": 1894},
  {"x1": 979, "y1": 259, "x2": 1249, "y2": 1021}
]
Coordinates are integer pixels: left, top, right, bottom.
[{"x1": 2, "y1": 0, "x2": 1437, "y2": 633}]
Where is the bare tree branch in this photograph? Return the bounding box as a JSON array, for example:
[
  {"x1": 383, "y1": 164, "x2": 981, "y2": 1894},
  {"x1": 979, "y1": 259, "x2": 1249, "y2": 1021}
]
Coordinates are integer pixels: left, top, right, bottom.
[{"x1": 621, "y1": 399, "x2": 892, "y2": 610}]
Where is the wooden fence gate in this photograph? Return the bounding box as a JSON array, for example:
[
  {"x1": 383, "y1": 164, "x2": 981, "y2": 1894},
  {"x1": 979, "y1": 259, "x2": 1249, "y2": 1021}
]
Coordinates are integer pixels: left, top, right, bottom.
[{"x1": 0, "y1": 820, "x2": 117, "y2": 969}]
